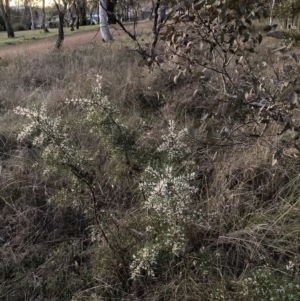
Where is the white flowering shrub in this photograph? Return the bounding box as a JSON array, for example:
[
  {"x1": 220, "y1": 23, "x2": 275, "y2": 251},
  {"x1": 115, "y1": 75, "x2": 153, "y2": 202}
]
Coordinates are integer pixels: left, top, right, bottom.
[
  {"x1": 14, "y1": 103, "x2": 91, "y2": 181},
  {"x1": 211, "y1": 264, "x2": 300, "y2": 301},
  {"x1": 130, "y1": 120, "x2": 200, "y2": 279},
  {"x1": 157, "y1": 120, "x2": 191, "y2": 161},
  {"x1": 66, "y1": 75, "x2": 138, "y2": 167},
  {"x1": 240, "y1": 264, "x2": 300, "y2": 301},
  {"x1": 14, "y1": 75, "x2": 139, "y2": 212},
  {"x1": 65, "y1": 75, "x2": 119, "y2": 122}
]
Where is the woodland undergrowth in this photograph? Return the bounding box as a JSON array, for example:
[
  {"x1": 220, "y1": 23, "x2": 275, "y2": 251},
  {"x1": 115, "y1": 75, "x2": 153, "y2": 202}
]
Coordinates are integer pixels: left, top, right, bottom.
[{"x1": 2, "y1": 19, "x2": 300, "y2": 301}]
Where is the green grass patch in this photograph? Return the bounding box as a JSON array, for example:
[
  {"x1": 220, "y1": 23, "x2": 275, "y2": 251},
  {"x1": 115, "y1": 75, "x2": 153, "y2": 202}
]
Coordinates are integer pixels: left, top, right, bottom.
[
  {"x1": 0, "y1": 25, "x2": 98, "y2": 47},
  {"x1": 0, "y1": 20, "x2": 145, "y2": 48}
]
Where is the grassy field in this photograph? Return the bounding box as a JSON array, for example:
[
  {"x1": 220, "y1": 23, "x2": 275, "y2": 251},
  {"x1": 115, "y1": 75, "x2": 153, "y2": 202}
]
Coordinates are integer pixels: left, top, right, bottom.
[
  {"x1": 0, "y1": 20, "x2": 147, "y2": 47},
  {"x1": 0, "y1": 25, "x2": 99, "y2": 47}
]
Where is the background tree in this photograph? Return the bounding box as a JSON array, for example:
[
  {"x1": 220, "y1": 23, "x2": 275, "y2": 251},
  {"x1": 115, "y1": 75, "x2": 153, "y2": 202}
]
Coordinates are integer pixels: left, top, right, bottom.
[
  {"x1": 0, "y1": 0, "x2": 14, "y2": 37},
  {"x1": 42, "y1": 0, "x2": 49, "y2": 32},
  {"x1": 69, "y1": 0, "x2": 88, "y2": 27},
  {"x1": 116, "y1": 0, "x2": 133, "y2": 21},
  {"x1": 0, "y1": 14, "x2": 5, "y2": 30},
  {"x1": 54, "y1": 0, "x2": 68, "y2": 48},
  {"x1": 20, "y1": 0, "x2": 30, "y2": 26},
  {"x1": 73, "y1": 0, "x2": 80, "y2": 29},
  {"x1": 78, "y1": 0, "x2": 87, "y2": 25},
  {"x1": 269, "y1": 0, "x2": 276, "y2": 25},
  {"x1": 69, "y1": 0, "x2": 76, "y2": 30},
  {"x1": 106, "y1": 0, "x2": 116, "y2": 23},
  {"x1": 29, "y1": 0, "x2": 35, "y2": 29},
  {"x1": 99, "y1": 0, "x2": 113, "y2": 41},
  {"x1": 87, "y1": 0, "x2": 98, "y2": 24},
  {"x1": 273, "y1": 0, "x2": 300, "y2": 28}
]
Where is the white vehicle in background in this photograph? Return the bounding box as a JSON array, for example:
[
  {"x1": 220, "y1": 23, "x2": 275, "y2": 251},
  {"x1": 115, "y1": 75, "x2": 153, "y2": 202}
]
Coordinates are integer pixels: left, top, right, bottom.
[
  {"x1": 89, "y1": 15, "x2": 99, "y2": 25},
  {"x1": 69, "y1": 14, "x2": 99, "y2": 26}
]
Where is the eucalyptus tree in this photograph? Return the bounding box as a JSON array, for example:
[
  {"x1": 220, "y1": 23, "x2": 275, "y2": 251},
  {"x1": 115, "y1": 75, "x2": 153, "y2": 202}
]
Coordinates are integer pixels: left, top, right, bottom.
[
  {"x1": 269, "y1": 0, "x2": 276, "y2": 25},
  {"x1": 29, "y1": 0, "x2": 35, "y2": 29},
  {"x1": 99, "y1": 0, "x2": 113, "y2": 41},
  {"x1": 0, "y1": 0, "x2": 14, "y2": 37},
  {"x1": 42, "y1": 0, "x2": 49, "y2": 32},
  {"x1": 69, "y1": 1, "x2": 76, "y2": 30},
  {"x1": 87, "y1": 0, "x2": 98, "y2": 25},
  {"x1": 99, "y1": 0, "x2": 139, "y2": 41},
  {"x1": 54, "y1": 0, "x2": 68, "y2": 48},
  {"x1": 78, "y1": 0, "x2": 87, "y2": 25}
]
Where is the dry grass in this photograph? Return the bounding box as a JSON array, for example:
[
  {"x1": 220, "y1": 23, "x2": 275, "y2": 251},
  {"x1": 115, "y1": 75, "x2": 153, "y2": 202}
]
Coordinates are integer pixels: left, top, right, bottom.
[
  {"x1": 1, "y1": 23, "x2": 300, "y2": 301},
  {"x1": 0, "y1": 36, "x2": 155, "y2": 301}
]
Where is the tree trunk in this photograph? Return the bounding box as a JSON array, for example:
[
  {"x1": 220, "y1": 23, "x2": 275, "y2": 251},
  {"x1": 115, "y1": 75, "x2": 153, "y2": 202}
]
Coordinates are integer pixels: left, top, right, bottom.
[
  {"x1": 21, "y1": 3, "x2": 29, "y2": 26},
  {"x1": 107, "y1": 0, "x2": 116, "y2": 24},
  {"x1": 29, "y1": 4, "x2": 35, "y2": 29},
  {"x1": 89, "y1": 10, "x2": 93, "y2": 25},
  {"x1": 149, "y1": 0, "x2": 154, "y2": 20},
  {"x1": 269, "y1": 0, "x2": 276, "y2": 25},
  {"x1": 56, "y1": 10, "x2": 65, "y2": 48},
  {"x1": 75, "y1": 6, "x2": 80, "y2": 29},
  {"x1": 69, "y1": 8, "x2": 75, "y2": 31},
  {"x1": 99, "y1": 0, "x2": 113, "y2": 41},
  {"x1": 42, "y1": 0, "x2": 49, "y2": 32},
  {"x1": 79, "y1": 0, "x2": 87, "y2": 25},
  {"x1": 0, "y1": 0, "x2": 14, "y2": 38},
  {"x1": 54, "y1": 0, "x2": 68, "y2": 48},
  {"x1": 287, "y1": 0, "x2": 292, "y2": 29}
]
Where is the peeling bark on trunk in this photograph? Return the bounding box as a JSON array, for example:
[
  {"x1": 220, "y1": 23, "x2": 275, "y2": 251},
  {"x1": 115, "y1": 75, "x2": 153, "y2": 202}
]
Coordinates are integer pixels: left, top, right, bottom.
[
  {"x1": 99, "y1": 0, "x2": 113, "y2": 41},
  {"x1": 0, "y1": 0, "x2": 14, "y2": 38}
]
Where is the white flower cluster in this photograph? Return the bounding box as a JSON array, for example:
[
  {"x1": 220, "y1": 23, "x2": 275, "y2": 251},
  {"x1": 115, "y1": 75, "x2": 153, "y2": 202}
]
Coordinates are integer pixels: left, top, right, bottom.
[
  {"x1": 14, "y1": 103, "x2": 86, "y2": 175},
  {"x1": 65, "y1": 74, "x2": 117, "y2": 115},
  {"x1": 141, "y1": 165, "x2": 197, "y2": 224},
  {"x1": 241, "y1": 264, "x2": 300, "y2": 300},
  {"x1": 130, "y1": 121, "x2": 199, "y2": 279},
  {"x1": 14, "y1": 104, "x2": 61, "y2": 144},
  {"x1": 14, "y1": 75, "x2": 120, "y2": 178},
  {"x1": 286, "y1": 260, "x2": 295, "y2": 271},
  {"x1": 157, "y1": 120, "x2": 191, "y2": 160},
  {"x1": 130, "y1": 246, "x2": 158, "y2": 279}
]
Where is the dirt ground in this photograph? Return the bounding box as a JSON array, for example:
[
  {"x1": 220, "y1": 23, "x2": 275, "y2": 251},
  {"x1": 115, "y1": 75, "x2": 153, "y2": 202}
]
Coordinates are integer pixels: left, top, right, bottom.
[{"x1": 0, "y1": 21, "x2": 151, "y2": 58}]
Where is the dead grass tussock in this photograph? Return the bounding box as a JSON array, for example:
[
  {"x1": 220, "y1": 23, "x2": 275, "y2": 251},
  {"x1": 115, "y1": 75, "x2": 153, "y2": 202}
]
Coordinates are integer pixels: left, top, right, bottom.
[{"x1": 191, "y1": 138, "x2": 300, "y2": 275}]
